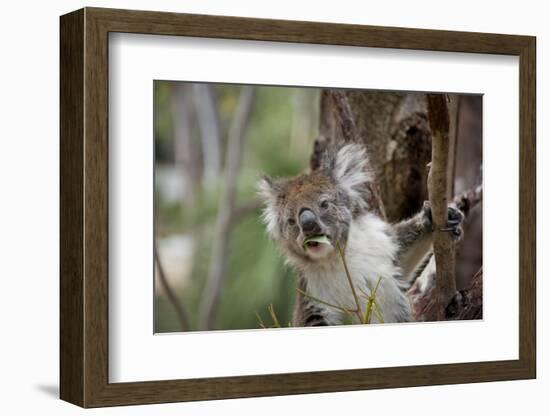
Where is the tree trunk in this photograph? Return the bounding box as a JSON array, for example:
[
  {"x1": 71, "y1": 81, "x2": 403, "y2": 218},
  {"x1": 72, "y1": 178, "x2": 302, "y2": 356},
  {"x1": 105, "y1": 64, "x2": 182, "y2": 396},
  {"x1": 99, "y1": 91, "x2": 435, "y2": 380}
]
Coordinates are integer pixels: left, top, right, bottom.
[
  {"x1": 426, "y1": 93, "x2": 457, "y2": 320},
  {"x1": 315, "y1": 89, "x2": 481, "y2": 322},
  {"x1": 316, "y1": 89, "x2": 432, "y2": 222}
]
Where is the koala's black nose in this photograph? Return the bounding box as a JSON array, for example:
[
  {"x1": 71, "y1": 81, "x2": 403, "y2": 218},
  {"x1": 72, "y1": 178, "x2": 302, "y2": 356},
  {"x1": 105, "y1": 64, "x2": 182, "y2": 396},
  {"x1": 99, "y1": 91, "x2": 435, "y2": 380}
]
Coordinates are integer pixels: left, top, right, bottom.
[{"x1": 299, "y1": 209, "x2": 320, "y2": 233}]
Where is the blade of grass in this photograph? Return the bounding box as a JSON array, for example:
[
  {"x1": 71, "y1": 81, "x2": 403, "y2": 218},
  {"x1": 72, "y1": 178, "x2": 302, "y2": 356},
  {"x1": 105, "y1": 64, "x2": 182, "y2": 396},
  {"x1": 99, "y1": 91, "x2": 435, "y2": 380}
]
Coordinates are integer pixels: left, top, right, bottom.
[
  {"x1": 297, "y1": 288, "x2": 357, "y2": 316},
  {"x1": 373, "y1": 300, "x2": 385, "y2": 323},
  {"x1": 336, "y1": 242, "x2": 364, "y2": 323},
  {"x1": 255, "y1": 311, "x2": 266, "y2": 328},
  {"x1": 364, "y1": 299, "x2": 374, "y2": 324},
  {"x1": 364, "y1": 277, "x2": 383, "y2": 324},
  {"x1": 268, "y1": 304, "x2": 281, "y2": 328},
  {"x1": 372, "y1": 276, "x2": 383, "y2": 296},
  {"x1": 371, "y1": 277, "x2": 384, "y2": 323}
]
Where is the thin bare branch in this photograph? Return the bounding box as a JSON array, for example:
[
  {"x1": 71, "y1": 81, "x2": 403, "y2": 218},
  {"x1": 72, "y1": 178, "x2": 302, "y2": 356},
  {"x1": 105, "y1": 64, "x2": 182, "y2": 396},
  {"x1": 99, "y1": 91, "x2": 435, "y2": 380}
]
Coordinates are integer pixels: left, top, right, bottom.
[
  {"x1": 154, "y1": 241, "x2": 191, "y2": 331},
  {"x1": 171, "y1": 83, "x2": 200, "y2": 203},
  {"x1": 255, "y1": 311, "x2": 266, "y2": 328},
  {"x1": 364, "y1": 276, "x2": 383, "y2": 324},
  {"x1": 336, "y1": 242, "x2": 364, "y2": 322},
  {"x1": 426, "y1": 93, "x2": 457, "y2": 320},
  {"x1": 193, "y1": 84, "x2": 222, "y2": 186},
  {"x1": 408, "y1": 184, "x2": 483, "y2": 321},
  {"x1": 199, "y1": 86, "x2": 256, "y2": 330},
  {"x1": 268, "y1": 304, "x2": 282, "y2": 328},
  {"x1": 447, "y1": 95, "x2": 461, "y2": 199}
]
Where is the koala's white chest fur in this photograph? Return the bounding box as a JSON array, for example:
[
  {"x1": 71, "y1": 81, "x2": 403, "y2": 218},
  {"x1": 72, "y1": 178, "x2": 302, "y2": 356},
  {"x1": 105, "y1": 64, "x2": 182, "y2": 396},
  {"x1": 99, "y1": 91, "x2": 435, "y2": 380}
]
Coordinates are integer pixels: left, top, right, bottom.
[{"x1": 301, "y1": 213, "x2": 411, "y2": 324}]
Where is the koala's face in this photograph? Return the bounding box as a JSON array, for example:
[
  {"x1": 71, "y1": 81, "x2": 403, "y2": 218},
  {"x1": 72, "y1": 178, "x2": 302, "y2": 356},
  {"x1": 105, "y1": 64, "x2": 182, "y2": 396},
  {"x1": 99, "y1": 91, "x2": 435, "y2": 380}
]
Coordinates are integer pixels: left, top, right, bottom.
[
  {"x1": 264, "y1": 171, "x2": 352, "y2": 261},
  {"x1": 259, "y1": 144, "x2": 370, "y2": 264}
]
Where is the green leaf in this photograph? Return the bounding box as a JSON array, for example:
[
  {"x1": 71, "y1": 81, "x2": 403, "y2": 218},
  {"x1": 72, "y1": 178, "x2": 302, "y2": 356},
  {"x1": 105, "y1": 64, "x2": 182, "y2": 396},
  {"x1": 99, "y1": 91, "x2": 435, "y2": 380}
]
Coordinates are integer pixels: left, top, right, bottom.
[{"x1": 303, "y1": 235, "x2": 331, "y2": 247}]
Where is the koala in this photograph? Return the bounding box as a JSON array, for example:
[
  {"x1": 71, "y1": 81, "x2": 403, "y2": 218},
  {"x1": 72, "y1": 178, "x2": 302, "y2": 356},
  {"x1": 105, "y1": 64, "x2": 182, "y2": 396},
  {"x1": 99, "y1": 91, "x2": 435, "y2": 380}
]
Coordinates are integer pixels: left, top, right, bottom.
[{"x1": 258, "y1": 143, "x2": 463, "y2": 326}]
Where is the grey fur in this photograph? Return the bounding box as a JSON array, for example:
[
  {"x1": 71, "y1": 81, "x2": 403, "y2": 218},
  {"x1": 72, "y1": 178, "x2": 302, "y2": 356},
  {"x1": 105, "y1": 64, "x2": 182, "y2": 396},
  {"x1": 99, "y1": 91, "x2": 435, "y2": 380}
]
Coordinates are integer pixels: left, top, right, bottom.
[{"x1": 259, "y1": 144, "x2": 464, "y2": 326}]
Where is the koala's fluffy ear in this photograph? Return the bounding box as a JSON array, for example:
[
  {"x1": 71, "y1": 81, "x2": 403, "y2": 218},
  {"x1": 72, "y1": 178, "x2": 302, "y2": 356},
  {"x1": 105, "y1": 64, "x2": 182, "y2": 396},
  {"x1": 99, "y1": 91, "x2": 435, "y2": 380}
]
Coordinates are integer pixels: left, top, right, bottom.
[
  {"x1": 323, "y1": 143, "x2": 371, "y2": 202},
  {"x1": 257, "y1": 174, "x2": 281, "y2": 238},
  {"x1": 258, "y1": 174, "x2": 279, "y2": 202}
]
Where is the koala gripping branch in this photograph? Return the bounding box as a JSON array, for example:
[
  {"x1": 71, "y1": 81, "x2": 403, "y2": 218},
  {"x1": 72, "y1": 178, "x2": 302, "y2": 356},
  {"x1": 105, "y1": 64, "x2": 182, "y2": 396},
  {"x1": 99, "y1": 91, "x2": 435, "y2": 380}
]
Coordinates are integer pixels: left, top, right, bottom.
[{"x1": 426, "y1": 94, "x2": 457, "y2": 320}]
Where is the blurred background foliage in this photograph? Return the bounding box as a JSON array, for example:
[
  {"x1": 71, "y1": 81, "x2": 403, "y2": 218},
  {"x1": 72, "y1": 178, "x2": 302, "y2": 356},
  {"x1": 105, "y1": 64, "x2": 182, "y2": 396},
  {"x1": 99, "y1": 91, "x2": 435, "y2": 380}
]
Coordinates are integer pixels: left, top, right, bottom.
[{"x1": 154, "y1": 82, "x2": 319, "y2": 332}]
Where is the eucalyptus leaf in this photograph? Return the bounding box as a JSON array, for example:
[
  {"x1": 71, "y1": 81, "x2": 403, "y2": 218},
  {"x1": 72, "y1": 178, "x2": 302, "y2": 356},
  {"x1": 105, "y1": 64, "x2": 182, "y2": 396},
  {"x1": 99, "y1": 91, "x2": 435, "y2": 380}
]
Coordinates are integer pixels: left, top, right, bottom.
[{"x1": 303, "y1": 235, "x2": 331, "y2": 247}]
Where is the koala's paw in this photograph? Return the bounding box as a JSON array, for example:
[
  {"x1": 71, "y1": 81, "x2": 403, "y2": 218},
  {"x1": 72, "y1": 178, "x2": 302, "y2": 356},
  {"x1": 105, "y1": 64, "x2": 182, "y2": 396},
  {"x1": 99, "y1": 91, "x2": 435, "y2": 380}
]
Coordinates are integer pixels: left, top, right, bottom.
[
  {"x1": 422, "y1": 201, "x2": 464, "y2": 240},
  {"x1": 445, "y1": 291, "x2": 465, "y2": 318},
  {"x1": 442, "y1": 206, "x2": 465, "y2": 239}
]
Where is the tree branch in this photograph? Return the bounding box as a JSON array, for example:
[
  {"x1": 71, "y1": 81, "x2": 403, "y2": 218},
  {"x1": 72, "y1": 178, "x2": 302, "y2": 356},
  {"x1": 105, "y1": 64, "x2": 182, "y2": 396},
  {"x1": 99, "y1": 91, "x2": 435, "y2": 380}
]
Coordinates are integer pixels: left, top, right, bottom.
[
  {"x1": 426, "y1": 94, "x2": 457, "y2": 320},
  {"x1": 447, "y1": 268, "x2": 483, "y2": 320},
  {"x1": 198, "y1": 86, "x2": 256, "y2": 330},
  {"x1": 447, "y1": 95, "x2": 461, "y2": 199},
  {"x1": 228, "y1": 198, "x2": 263, "y2": 227},
  {"x1": 171, "y1": 83, "x2": 200, "y2": 202},
  {"x1": 408, "y1": 184, "x2": 483, "y2": 321},
  {"x1": 314, "y1": 90, "x2": 481, "y2": 323},
  {"x1": 193, "y1": 84, "x2": 222, "y2": 187},
  {"x1": 154, "y1": 241, "x2": 191, "y2": 331}
]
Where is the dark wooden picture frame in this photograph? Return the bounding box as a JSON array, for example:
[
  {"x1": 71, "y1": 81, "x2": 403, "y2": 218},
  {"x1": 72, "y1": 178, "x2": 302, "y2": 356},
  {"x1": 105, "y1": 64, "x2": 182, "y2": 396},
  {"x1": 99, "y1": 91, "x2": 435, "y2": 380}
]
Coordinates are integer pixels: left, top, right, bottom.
[{"x1": 60, "y1": 7, "x2": 536, "y2": 408}]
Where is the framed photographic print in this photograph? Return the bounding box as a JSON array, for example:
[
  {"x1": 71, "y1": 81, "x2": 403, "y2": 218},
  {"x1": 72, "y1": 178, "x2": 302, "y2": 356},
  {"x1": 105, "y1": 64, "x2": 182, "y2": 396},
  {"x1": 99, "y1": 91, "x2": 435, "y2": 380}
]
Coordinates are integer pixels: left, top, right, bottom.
[{"x1": 60, "y1": 7, "x2": 536, "y2": 408}]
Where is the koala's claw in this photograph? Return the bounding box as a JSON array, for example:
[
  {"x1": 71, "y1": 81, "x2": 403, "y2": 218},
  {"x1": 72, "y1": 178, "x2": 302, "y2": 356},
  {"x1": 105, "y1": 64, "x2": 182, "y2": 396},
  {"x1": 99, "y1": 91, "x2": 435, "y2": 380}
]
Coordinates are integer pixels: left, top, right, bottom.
[
  {"x1": 441, "y1": 206, "x2": 465, "y2": 239},
  {"x1": 423, "y1": 202, "x2": 464, "y2": 240}
]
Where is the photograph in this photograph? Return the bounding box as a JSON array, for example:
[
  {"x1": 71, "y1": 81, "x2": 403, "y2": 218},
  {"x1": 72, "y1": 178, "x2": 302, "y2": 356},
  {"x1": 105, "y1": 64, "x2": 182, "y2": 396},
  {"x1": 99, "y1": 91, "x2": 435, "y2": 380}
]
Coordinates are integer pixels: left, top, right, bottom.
[
  {"x1": 153, "y1": 81, "x2": 483, "y2": 332},
  {"x1": 55, "y1": 5, "x2": 537, "y2": 408}
]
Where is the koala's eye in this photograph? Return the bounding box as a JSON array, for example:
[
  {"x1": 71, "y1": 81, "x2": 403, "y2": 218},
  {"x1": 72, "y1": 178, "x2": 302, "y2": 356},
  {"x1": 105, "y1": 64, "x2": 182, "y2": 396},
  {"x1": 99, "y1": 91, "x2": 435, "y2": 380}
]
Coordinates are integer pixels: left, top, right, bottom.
[
  {"x1": 320, "y1": 200, "x2": 329, "y2": 210},
  {"x1": 287, "y1": 218, "x2": 296, "y2": 226}
]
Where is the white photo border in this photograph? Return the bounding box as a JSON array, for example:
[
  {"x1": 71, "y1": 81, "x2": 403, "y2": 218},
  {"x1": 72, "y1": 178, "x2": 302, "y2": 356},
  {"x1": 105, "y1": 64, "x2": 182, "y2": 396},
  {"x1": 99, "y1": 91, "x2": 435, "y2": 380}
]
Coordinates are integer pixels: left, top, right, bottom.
[{"x1": 108, "y1": 33, "x2": 519, "y2": 383}]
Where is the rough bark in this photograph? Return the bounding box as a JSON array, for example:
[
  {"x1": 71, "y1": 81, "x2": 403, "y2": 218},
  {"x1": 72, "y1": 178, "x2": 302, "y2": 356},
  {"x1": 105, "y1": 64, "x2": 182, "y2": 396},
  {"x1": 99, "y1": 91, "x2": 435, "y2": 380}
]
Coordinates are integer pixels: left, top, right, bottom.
[
  {"x1": 411, "y1": 266, "x2": 482, "y2": 321},
  {"x1": 408, "y1": 186, "x2": 482, "y2": 321},
  {"x1": 316, "y1": 89, "x2": 432, "y2": 222},
  {"x1": 447, "y1": 96, "x2": 460, "y2": 199},
  {"x1": 449, "y1": 268, "x2": 483, "y2": 320},
  {"x1": 426, "y1": 93, "x2": 457, "y2": 320},
  {"x1": 315, "y1": 89, "x2": 481, "y2": 322}
]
